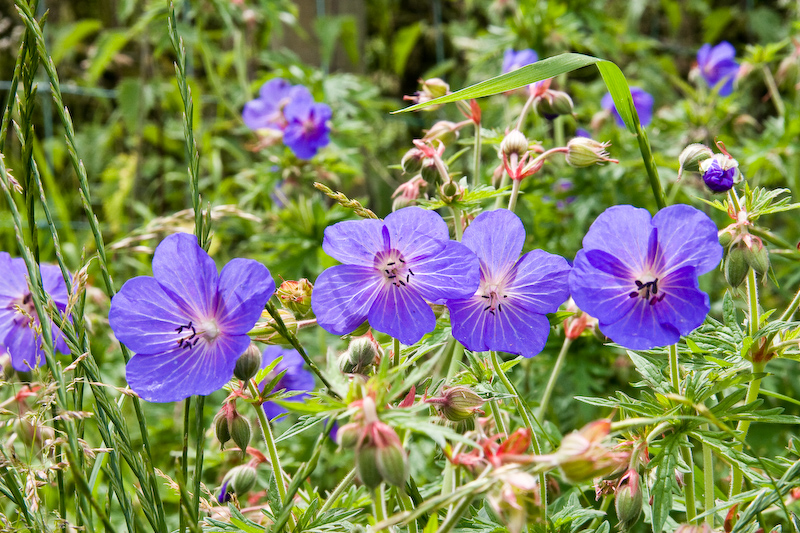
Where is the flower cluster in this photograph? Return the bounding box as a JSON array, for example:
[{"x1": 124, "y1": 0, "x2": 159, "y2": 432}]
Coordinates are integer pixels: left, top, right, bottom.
[
  {"x1": 243, "y1": 78, "x2": 332, "y2": 160},
  {"x1": 0, "y1": 253, "x2": 69, "y2": 371}
]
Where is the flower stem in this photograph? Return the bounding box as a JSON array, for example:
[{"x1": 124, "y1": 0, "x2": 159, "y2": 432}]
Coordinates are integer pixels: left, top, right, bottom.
[
  {"x1": 668, "y1": 344, "x2": 681, "y2": 394},
  {"x1": 180, "y1": 397, "x2": 191, "y2": 533},
  {"x1": 635, "y1": 124, "x2": 667, "y2": 210},
  {"x1": 192, "y1": 395, "x2": 206, "y2": 526},
  {"x1": 746, "y1": 268, "x2": 760, "y2": 338},
  {"x1": 438, "y1": 492, "x2": 473, "y2": 533},
  {"x1": 537, "y1": 338, "x2": 572, "y2": 420},
  {"x1": 669, "y1": 345, "x2": 697, "y2": 522},
  {"x1": 702, "y1": 425, "x2": 715, "y2": 527},
  {"x1": 779, "y1": 285, "x2": 800, "y2": 321},
  {"x1": 451, "y1": 206, "x2": 463, "y2": 241},
  {"x1": 398, "y1": 488, "x2": 419, "y2": 533},
  {"x1": 761, "y1": 65, "x2": 785, "y2": 117},
  {"x1": 393, "y1": 337, "x2": 401, "y2": 367},
  {"x1": 319, "y1": 468, "x2": 357, "y2": 514},
  {"x1": 494, "y1": 174, "x2": 510, "y2": 209},
  {"x1": 729, "y1": 359, "x2": 766, "y2": 498},
  {"x1": 588, "y1": 495, "x2": 613, "y2": 530},
  {"x1": 247, "y1": 379, "x2": 296, "y2": 529},
  {"x1": 472, "y1": 122, "x2": 482, "y2": 189},
  {"x1": 488, "y1": 393, "x2": 509, "y2": 436},
  {"x1": 373, "y1": 485, "x2": 388, "y2": 533},
  {"x1": 516, "y1": 92, "x2": 536, "y2": 131},
  {"x1": 507, "y1": 179, "x2": 522, "y2": 212}
]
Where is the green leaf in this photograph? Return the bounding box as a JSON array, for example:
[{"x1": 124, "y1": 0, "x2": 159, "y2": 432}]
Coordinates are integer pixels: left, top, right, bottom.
[
  {"x1": 722, "y1": 291, "x2": 741, "y2": 332},
  {"x1": 395, "y1": 53, "x2": 644, "y2": 135},
  {"x1": 52, "y1": 19, "x2": 103, "y2": 65},
  {"x1": 651, "y1": 435, "x2": 680, "y2": 533},
  {"x1": 85, "y1": 30, "x2": 131, "y2": 84},
  {"x1": 392, "y1": 22, "x2": 424, "y2": 76}
]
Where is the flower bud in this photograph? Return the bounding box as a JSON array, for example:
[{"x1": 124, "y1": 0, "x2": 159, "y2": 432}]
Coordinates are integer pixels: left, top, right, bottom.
[
  {"x1": 339, "y1": 337, "x2": 379, "y2": 375},
  {"x1": 501, "y1": 130, "x2": 529, "y2": 158},
  {"x1": 423, "y1": 121, "x2": 459, "y2": 146},
  {"x1": 422, "y1": 78, "x2": 450, "y2": 99},
  {"x1": 678, "y1": 143, "x2": 713, "y2": 180},
  {"x1": 234, "y1": 343, "x2": 262, "y2": 381},
  {"x1": 420, "y1": 158, "x2": 442, "y2": 184},
  {"x1": 372, "y1": 422, "x2": 408, "y2": 487},
  {"x1": 431, "y1": 386, "x2": 484, "y2": 422},
  {"x1": 230, "y1": 411, "x2": 251, "y2": 455},
  {"x1": 719, "y1": 228, "x2": 735, "y2": 248},
  {"x1": 356, "y1": 442, "x2": 383, "y2": 489},
  {"x1": 214, "y1": 410, "x2": 231, "y2": 447},
  {"x1": 565, "y1": 138, "x2": 618, "y2": 168},
  {"x1": 614, "y1": 470, "x2": 642, "y2": 530},
  {"x1": 228, "y1": 464, "x2": 257, "y2": 495},
  {"x1": 401, "y1": 148, "x2": 426, "y2": 174},
  {"x1": 724, "y1": 243, "x2": 749, "y2": 288},
  {"x1": 249, "y1": 308, "x2": 297, "y2": 343},
  {"x1": 534, "y1": 90, "x2": 574, "y2": 117},
  {"x1": 743, "y1": 241, "x2": 769, "y2": 276},
  {"x1": 336, "y1": 422, "x2": 362, "y2": 449},
  {"x1": 439, "y1": 180, "x2": 463, "y2": 204},
  {"x1": 700, "y1": 154, "x2": 738, "y2": 193},
  {"x1": 276, "y1": 278, "x2": 314, "y2": 318}
]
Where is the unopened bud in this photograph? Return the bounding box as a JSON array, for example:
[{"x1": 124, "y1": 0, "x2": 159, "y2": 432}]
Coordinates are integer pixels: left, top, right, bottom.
[
  {"x1": 340, "y1": 337, "x2": 379, "y2": 374},
  {"x1": 249, "y1": 308, "x2": 298, "y2": 343},
  {"x1": 234, "y1": 343, "x2": 262, "y2": 381},
  {"x1": 434, "y1": 386, "x2": 484, "y2": 422},
  {"x1": 423, "y1": 121, "x2": 459, "y2": 146},
  {"x1": 276, "y1": 278, "x2": 314, "y2": 318},
  {"x1": 422, "y1": 78, "x2": 450, "y2": 99},
  {"x1": 228, "y1": 464, "x2": 257, "y2": 495},
  {"x1": 439, "y1": 180, "x2": 462, "y2": 204},
  {"x1": 718, "y1": 228, "x2": 735, "y2": 248},
  {"x1": 501, "y1": 130, "x2": 529, "y2": 158},
  {"x1": 534, "y1": 90, "x2": 574, "y2": 117},
  {"x1": 743, "y1": 241, "x2": 769, "y2": 276},
  {"x1": 565, "y1": 137, "x2": 618, "y2": 168},
  {"x1": 700, "y1": 154, "x2": 738, "y2": 193},
  {"x1": 401, "y1": 148, "x2": 426, "y2": 174},
  {"x1": 214, "y1": 411, "x2": 231, "y2": 447},
  {"x1": 336, "y1": 422, "x2": 361, "y2": 449},
  {"x1": 678, "y1": 143, "x2": 713, "y2": 180},
  {"x1": 230, "y1": 411, "x2": 251, "y2": 454},
  {"x1": 615, "y1": 470, "x2": 642, "y2": 530},
  {"x1": 372, "y1": 422, "x2": 408, "y2": 487},
  {"x1": 420, "y1": 158, "x2": 442, "y2": 184},
  {"x1": 724, "y1": 243, "x2": 749, "y2": 288},
  {"x1": 356, "y1": 443, "x2": 383, "y2": 489}
]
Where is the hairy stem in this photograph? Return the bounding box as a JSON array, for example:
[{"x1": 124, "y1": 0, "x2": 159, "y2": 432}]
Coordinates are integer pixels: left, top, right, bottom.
[{"x1": 537, "y1": 338, "x2": 572, "y2": 420}]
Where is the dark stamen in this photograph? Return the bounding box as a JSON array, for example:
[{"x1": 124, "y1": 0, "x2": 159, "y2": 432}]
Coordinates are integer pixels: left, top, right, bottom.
[
  {"x1": 399, "y1": 280, "x2": 406, "y2": 286},
  {"x1": 651, "y1": 279, "x2": 659, "y2": 294},
  {"x1": 629, "y1": 292, "x2": 638, "y2": 298},
  {"x1": 408, "y1": 269, "x2": 414, "y2": 275},
  {"x1": 481, "y1": 295, "x2": 490, "y2": 299},
  {"x1": 497, "y1": 303, "x2": 503, "y2": 312},
  {"x1": 399, "y1": 258, "x2": 405, "y2": 263},
  {"x1": 387, "y1": 262, "x2": 395, "y2": 266},
  {"x1": 406, "y1": 275, "x2": 410, "y2": 283},
  {"x1": 635, "y1": 280, "x2": 644, "y2": 289}
]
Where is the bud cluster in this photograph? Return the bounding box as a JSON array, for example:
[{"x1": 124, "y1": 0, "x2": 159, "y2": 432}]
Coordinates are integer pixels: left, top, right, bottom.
[
  {"x1": 678, "y1": 141, "x2": 740, "y2": 193},
  {"x1": 276, "y1": 278, "x2": 313, "y2": 318},
  {"x1": 214, "y1": 401, "x2": 251, "y2": 455}
]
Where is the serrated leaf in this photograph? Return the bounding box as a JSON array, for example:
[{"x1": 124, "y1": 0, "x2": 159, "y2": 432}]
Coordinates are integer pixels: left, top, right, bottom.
[
  {"x1": 723, "y1": 291, "x2": 741, "y2": 332},
  {"x1": 651, "y1": 435, "x2": 679, "y2": 533}
]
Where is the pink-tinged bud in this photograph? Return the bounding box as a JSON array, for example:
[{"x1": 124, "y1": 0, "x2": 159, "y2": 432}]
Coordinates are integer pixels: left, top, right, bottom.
[
  {"x1": 498, "y1": 428, "x2": 532, "y2": 457},
  {"x1": 487, "y1": 471, "x2": 540, "y2": 533},
  {"x1": 501, "y1": 130, "x2": 529, "y2": 158},
  {"x1": 233, "y1": 342, "x2": 262, "y2": 381},
  {"x1": 398, "y1": 385, "x2": 416, "y2": 408},
  {"x1": 392, "y1": 176, "x2": 428, "y2": 211},
  {"x1": 401, "y1": 147, "x2": 426, "y2": 174},
  {"x1": 423, "y1": 121, "x2": 460, "y2": 146},
  {"x1": 426, "y1": 386, "x2": 484, "y2": 422},
  {"x1": 336, "y1": 422, "x2": 362, "y2": 449},
  {"x1": 355, "y1": 442, "x2": 383, "y2": 489},
  {"x1": 565, "y1": 138, "x2": 619, "y2": 168},
  {"x1": 276, "y1": 278, "x2": 313, "y2": 318},
  {"x1": 534, "y1": 90, "x2": 574, "y2": 117},
  {"x1": 563, "y1": 299, "x2": 597, "y2": 340},
  {"x1": 250, "y1": 308, "x2": 297, "y2": 343},
  {"x1": 420, "y1": 157, "x2": 442, "y2": 184},
  {"x1": 214, "y1": 409, "x2": 232, "y2": 447},
  {"x1": 614, "y1": 470, "x2": 642, "y2": 530},
  {"x1": 403, "y1": 78, "x2": 450, "y2": 111}
]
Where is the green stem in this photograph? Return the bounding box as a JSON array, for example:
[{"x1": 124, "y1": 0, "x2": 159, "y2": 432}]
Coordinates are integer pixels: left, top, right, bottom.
[
  {"x1": 702, "y1": 425, "x2": 715, "y2": 527},
  {"x1": 669, "y1": 345, "x2": 696, "y2": 522},
  {"x1": 507, "y1": 179, "x2": 522, "y2": 212},
  {"x1": 192, "y1": 396, "x2": 205, "y2": 525},
  {"x1": 373, "y1": 485, "x2": 388, "y2": 533},
  {"x1": 729, "y1": 359, "x2": 766, "y2": 498},
  {"x1": 320, "y1": 468, "x2": 357, "y2": 514},
  {"x1": 451, "y1": 206, "x2": 463, "y2": 241},
  {"x1": 398, "y1": 488, "x2": 419, "y2": 533},
  {"x1": 494, "y1": 173, "x2": 510, "y2": 209},
  {"x1": 516, "y1": 93, "x2": 536, "y2": 131},
  {"x1": 635, "y1": 124, "x2": 667, "y2": 210},
  {"x1": 445, "y1": 341, "x2": 463, "y2": 382},
  {"x1": 537, "y1": 338, "x2": 572, "y2": 420},
  {"x1": 588, "y1": 495, "x2": 613, "y2": 530},
  {"x1": 746, "y1": 268, "x2": 760, "y2": 337},
  {"x1": 438, "y1": 492, "x2": 473, "y2": 533},
  {"x1": 761, "y1": 65, "x2": 786, "y2": 117},
  {"x1": 669, "y1": 344, "x2": 681, "y2": 393},
  {"x1": 553, "y1": 114, "x2": 565, "y2": 148},
  {"x1": 779, "y1": 286, "x2": 800, "y2": 322},
  {"x1": 489, "y1": 395, "x2": 509, "y2": 436},
  {"x1": 247, "y1": 380, "x2": 296, "y2": 529},
  {"x1": 393, "y1": 337, "x2": 401, "y2": 367},
  {"x1": 472, "y1": 122, "x2": 482, "y2": 189},
  {"x1": 180, "y1": 397, "x2": 191, "y2": 533}
]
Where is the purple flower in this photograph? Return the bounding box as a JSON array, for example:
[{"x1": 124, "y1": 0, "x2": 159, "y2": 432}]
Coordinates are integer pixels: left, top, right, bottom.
[
  {"x1": 446, "y1": 210, "x2": 571, "y2": 357},
  {"x1": 242, "y1": 78, "x2": 298, "y2": 131},
  {"x1": 697, "y1": 42, "x2": 739, "y2": 96},
  {"x1": 602, "y1": 87, "x2": 654, "y2": 127},
  {"x1": 0, "y1": 253, "x2": 69, "y2": 371},
  {"x1": 502, "y1": 48, "x2": 539, "y2": 73},
  {"x1": 282, "y1": 99, "x2": 332, "y2": 160},
  {"x1": 569, "y1": 205, "x2": 722, "y2": 350},
  {"x1": 700, "y1": 155, "x2": 737, "y2": 192},
  {"x1": 311, "y1": 207, "x2": 480, "y2": 345},
  {"x1": 259, "y1": 345, "x2": 315, "y2": 420},
  {"x1": 109, "y1": 233, "x2": 275, "y2": 402},
  {"x1": 217, "y1": 479, "x2": 232, "y2": 504}
]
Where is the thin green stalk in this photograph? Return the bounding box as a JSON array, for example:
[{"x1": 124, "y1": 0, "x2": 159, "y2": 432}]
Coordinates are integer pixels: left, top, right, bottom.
[
  {"x1": 635, "y1": 124, "x2": 667, "y2": 210},
  {"x1": 438, "y1": 492, "x2": 473, "y2": 533},
  {"x1": 451, "y1": 205, "x2": 463, "y2": 241},
  {"x1": 394, "y1": 337, "x2": 401, "y2": 367},
  {"x1": 472, "y1": 122, "x2": 482, "y2": 189},
  {"x1": 489, "y1": 397, "x2": 509, "y2": 436},
  {"x1": 761, "y1": 65, "x2": 785, "y2": 117},
  {"x1": 702, "y1": 425, "x2": 715, "y2": 527},
  {"x1": 398, "y1": 488, "x2": 419, "y2": 533},
  {"x1": 319, "y1": 468, "x2": 357, "y2": 514},
  {"x1": 553, "y1": 114, "x2": 565, "y2": 148},
  {"x1": 444, "y1": 339, "x2": 462, "y2": 382},
  {"x1": 588, "y1": 495, "x2": 612, "y2": 530},
  {"x1": 746, "y1": 268, "x2": 760, "y2": 337},
  {"x1": 669, "y1": 344, "x2": 681, "y2": 393},
  {"x1": 778, "y1": 286, "x2": 800, "y2": 321},
  {"x1": 180, "y1": 397, "x2": 191, "y2": 533},
  {"x1": 507, "y1": 179, "x2": 522, "y2": 212},
  {"x1": 669, "y1": 345, "x2": 696, "y2": 522},
  {"x1": 537, "y1": 338, "x2": 572, "y2": 420},
  {"x1": 192, "y1": 396, "x2": 206, "y2": 525},
  {"x1": 516, "y1": 92, "x2": 536, "y2": 131},
  {"x1": 374, "y1": 485, "x2": 388, "y2": 533},
  {"x1": 494, "y1": 174, "x2": 510, "y2": 209},
  {"x1": 247, "y1": 379, "x2": 296, "y2": 529},
  {"x1": 729, "y1": 359, "x2": 766, "y2": 498}
]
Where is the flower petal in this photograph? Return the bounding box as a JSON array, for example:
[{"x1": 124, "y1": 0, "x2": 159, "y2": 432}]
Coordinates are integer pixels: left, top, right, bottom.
[
  {"x1": 152, "y1": 233, "x2": 219, "y2": 319},
  {"x1": 384, "y1": 207, "x2": 449, "y2": 261},
  {"x1": 484, "y1": 303, "x2": 552, "y2": 357},
  {"x1": 598, "y1": 300, "x2": 681, "y2": 350},
  {"x1": 368, "y1": 285, "x2": 435, "y2": 345},
  {"x1": 109, "y1": 276, "x2": 192, "y2": 355},
  {"x1": 216, "y1": 259, "x2": 275, "y2": 334},
  {"x1": 0, "y1": 253, "x2": 28, "y2": 302},
  {"x1": 653, "y1": 265, "x2": 711, "y2": 337},
  {"x1": 462, "y1": 209, "x2": 524, "y2": 282},
  {"x1": 506, "y1": 249, "x2": 571, "y2": 314},
  {"x1": 3, "y1": 326, "x2": 43, "y2": 371},
  {"x1": 448, "y1": 296, "x2": 490, "y2": 352},
  {"x1": 125, "y1": 334, "x2": 249, "y2": 402},
  {"x1": 411, "y1": 240, "x2": 480, "y2": 302},
  {"x1": 258, "y1": 78, "x2": 293, "y2": 101},
  {"x1": 580, "y1": 205, "x2": 653, "y2": 273},
  {"x1": 652, "y1": 204, "x2": 722, "y2": 276},
  {"x1": 41, "y1": 264, "x2": 69, "y2": 308},
  {"x1": 243, "y1": 98, "x2": 279, "y2": 131},
  {"x1": 311, "y1": 265, "x2": 382, "y2": 336},
  {"x1": 322, "y1": 219, "x2": 388, "y2": 265},
  {"x1": 570, "y1": 249, "x2": 638, "y2": 326}
]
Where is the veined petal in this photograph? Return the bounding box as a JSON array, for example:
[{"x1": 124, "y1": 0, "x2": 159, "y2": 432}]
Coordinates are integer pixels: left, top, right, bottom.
[
  {"x1": 580, "y1": 205, "x2": 653, "y2": 273},
  {"x1": 109, "y1": 276, "x2": 192, "y2": 355},
  {"x1": 368, "y1": 285, "x2": 435, "y2": 345},
  {"x1": 125, "y1": 333, "x2": 249, "y2": 402},
  {"x1": 311, "y1": 265, "x2": 382, "y2": 336},
  {"x1": 570, "y1": 249, "x2": 638, "y2": 326},
  {"x1": 243, "y1": 99, "x2": 280, "y2": 131},
  {"x1": 0, "y1": 253, "x2": 28, "y2": 302},
  {"x1": 652, "y1": 205, "x2": 722, "y2": 276},
  {"x1": 384, "y1": 207, "x2": 449, "y2": 261},
  {"x1": 4, "y1": 326, "x2": 43, "y2": 371},
  {"x1": 322, "y1": 219, "x2": 388, "y2": 265},
  {"x1": 506, "y1": 249, "x2": 570, "y2": 314},
  {"x1": 152, "y1": 233, "x2": 219, "y2": 319},
  {"x1": 462, "y1": 209, "x2": 524, "y2": 281},
  {"x1": 653, "y1": 266, "x2": 710, "y2": 337},
  {"x1": 448, "y1": 296, "x2": 491, "y2": 353},
  {"x1": 41, "y1": 264, "x2": 69, "y2": 309},
  {"x1": 598, "y1": 300, "x2": 680, "y2": 350},
  {"x1": 484, "y1": 302, "x2": 552, "y2": 357},
  {"x1": 216, "y1": 259, "x2": 275, "y2": 334},
  {"x1": 411, "y1": 241, "x2": 480, "y2": 302}
]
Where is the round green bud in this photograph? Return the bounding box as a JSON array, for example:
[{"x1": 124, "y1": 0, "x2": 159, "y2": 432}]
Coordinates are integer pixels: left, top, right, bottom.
[{"x1": 234, "y1": 343, "x2": 262, "y2": 382}]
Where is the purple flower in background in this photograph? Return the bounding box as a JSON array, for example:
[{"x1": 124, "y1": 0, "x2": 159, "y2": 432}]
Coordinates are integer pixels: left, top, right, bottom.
[
  {"x1": 602, "y1": 87, "x2": 654, "y2": 127},
  {"x1": 311, "y1": 207, "x2": 480, "y2": 345},
  {"x1": 502, "y1": 48, "x2": 539, "y2": 73},
  {"x1": 697, "y1": 42, "x2": 739, "y2": 96},
  {"x1": 575, "y1": 128, "x2": 592, "y2": 138},
  {"x1": 259, "y1": 345, "x2": 315, "y2": 420},
  {"x1": 109, "y1": 233, "x2": 275, "y2": 402},
  {"x1": 569, "y1": 205, "x2": 722, "y2": 350},
  {"x1": 0, "y1": 253, "x2": 69, "y2": 371},
  {"x1": 243, "y1": 78, "x2": 299, "y2": 131},
  {"x1": 446, "y1": 210, "x2": 571, "y2": 357},
  {"x1": 283, "y1": 99, "x2": 332, "y2": 160}
]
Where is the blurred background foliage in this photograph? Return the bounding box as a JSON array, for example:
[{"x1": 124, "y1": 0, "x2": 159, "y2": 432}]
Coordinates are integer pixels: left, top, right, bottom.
[{"x1": 1, "y1": 0, "x2": 800, "y2": 518}]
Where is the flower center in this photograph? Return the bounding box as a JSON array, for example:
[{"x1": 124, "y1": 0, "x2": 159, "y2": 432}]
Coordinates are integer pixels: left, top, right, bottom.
[
  {"x1": 174, "y1": 319, "x2": 220, "y2": 350},
  {"x1": 628, "y1": 277, "x2": 666, "y2": 306},
  {"x1": 375, "y1": 249, "x2": 414, "y2": 288},
  {"x1": 481, "y1": 284, "x2": 507, "y2": 316},
  {"x1": 10, "y1": 292, "x2": 36, "y2": 327}
]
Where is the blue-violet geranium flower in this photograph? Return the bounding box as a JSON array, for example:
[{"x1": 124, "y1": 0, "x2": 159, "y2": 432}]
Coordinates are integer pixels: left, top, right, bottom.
[
  {"x1": 282, "y1": 96, "x2": 332, "y2": 160},
  {"x1": 259, "y1": 345, "x2": 315, "y2": 420},
  {"x1": 311, "y1": 206, "x2": 480, "y2": 345},
  {"x1": 569, "y1": 205, "x2": 723, "y2": 350},
  {"x1": 242, "y1": 78, "x2": 303, "y2": 131},
  {"x1": 446, "y1": 209, "x2": 571, "y2": 357},
  {"x1": 697, "y1": 42, "x2": 739, "y2": 96},
  {"x1": 502, "y1": 48, "x2": 539, "y2": 73},
  {"x1": 108, "y1": 233, "x2": 275, "y2": 402},
  {"x1": 0, "y1": 253, "x2": 69, "y2": 371},
  {"x1": 602, "y1": 87, "x2": 654, "y2": 127}
]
